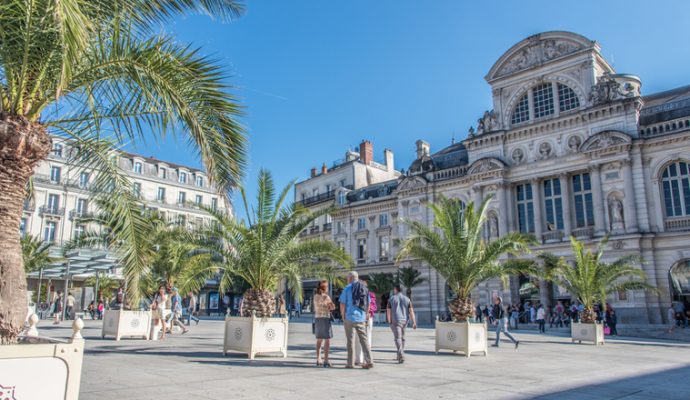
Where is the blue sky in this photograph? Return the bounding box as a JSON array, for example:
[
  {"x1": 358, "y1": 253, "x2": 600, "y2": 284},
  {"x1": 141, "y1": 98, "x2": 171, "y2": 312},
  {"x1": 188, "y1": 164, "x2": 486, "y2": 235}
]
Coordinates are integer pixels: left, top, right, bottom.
[{"x1": 125, "y1": 0, "x2": 690, "y2": 216}]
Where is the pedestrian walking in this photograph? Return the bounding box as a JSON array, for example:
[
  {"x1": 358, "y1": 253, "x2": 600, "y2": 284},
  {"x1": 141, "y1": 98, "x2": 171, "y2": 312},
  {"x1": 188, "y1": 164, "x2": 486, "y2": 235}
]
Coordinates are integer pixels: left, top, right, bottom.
[
  {"x1": 278, "y1": 294, "x2": 287, "y2": 318},
  {"x1": 65, "y1": 292, "x2": 76, "y2": 320},
  {"x1": 339, "y1": 271, "x2": 373, "y2": 369},
  {"x1": 150, "y1": 286, "x2": 168, "y2": 340},
  {"x1": 606, "y1": 309, "x2": 618, "y2": 336},
  {"x1": 510, "y1": 304, "x2": 520, "y2": 330},
  {"x1": 313, "y1": 280, "x2": 335, "y2": 367},
  {"x1": 536, "y1": 304, "x2": 546, "y2": 333},
  {"x1": 386, "y1": 285, "x2": 417, "y2": 363},
  {"x1": 355, "y1": 280, "x2": 376, "y2": 366},
  {"x1": 186, "y1": 291, "x2": 200, "y2": 325},
  {"x1": 169, "y1": 288, "x2": 189, "y2": 334},
  {"x1": 491, "y1": 297, "x2": 519, "y2": 349},
  {"x1": 667, "y1": 304, "x2": 677, "y2": 333},
  {"x1": 475, "y1": 304, "x2": 483, "y2": 323},
  {"x1": 52, "y1": 291, "x2": 63, "y2": 324}
]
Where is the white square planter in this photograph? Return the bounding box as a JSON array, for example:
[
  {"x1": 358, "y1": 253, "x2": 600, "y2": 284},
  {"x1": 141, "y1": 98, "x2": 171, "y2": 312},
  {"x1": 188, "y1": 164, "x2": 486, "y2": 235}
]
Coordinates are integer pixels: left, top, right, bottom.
[
  {"x1": 223, "y1": 315, "x2": 288, "y2": 359},
  {"x1": 101, "y1": 310, "x2": 152, "y2": 341},
  {"x1": 0, "y1": 317, "x2": 84, "y2": 400},
  {"x1": 571, "y1": 322, "x2": 605, "y2": 346},
  {"x1": 435, "y1": 321, "x2": 488, "y2": 357}
]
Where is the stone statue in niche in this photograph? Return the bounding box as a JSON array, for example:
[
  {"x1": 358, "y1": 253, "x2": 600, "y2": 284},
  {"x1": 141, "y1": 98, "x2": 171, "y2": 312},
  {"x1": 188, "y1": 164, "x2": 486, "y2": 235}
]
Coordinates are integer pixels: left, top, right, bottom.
[
  {"x1": 609, "y1": 198, "x2": 625, "y2": 231},
  {"x1": 489, "y1": 214, "x2": 499, "y2": 238},
  {"x1": 589, "y1": 73, "x2": 640, "y2": 105},
  {"x1": 512, "y1": 148, "x2": 524, "y2": 164},
  {"x1": 567, "y1": 135, "x2": 582, "y2": 153},
  {"x1": 538, "y1": 142, "x2": 552, "y2": 159}
]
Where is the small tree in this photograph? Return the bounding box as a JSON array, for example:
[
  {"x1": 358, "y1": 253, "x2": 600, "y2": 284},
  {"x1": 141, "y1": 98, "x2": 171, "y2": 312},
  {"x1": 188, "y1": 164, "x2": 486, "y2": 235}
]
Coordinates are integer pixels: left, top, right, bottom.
[
  {"x1": 84, "y1": 275, "x2": 121, "y2": 304},
  {"x1": 397, "y1": 195, "x2": 533, "y2": 321},
  {"x1": 203, "y1": 169, "x2": 352, "y2": 317},
  {"x1": 21, "y1": 235, "x2": 58, "y2": 273},
  {"x1": 397, "y1": 266, "x2": 427, "y2": 299},
  {"x1": 552, "y1": 237, "x2": 656, "y2": 323}
]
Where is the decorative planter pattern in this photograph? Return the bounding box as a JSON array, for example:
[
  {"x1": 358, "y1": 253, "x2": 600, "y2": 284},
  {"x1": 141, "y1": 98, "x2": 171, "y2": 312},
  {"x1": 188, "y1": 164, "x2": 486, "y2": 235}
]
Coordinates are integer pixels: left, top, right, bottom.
[
  {"x1": 571, "y1": 322, "x2": 605, "y2": 345},
  {"x1": 101, "y1": 310, "x2": 152, "y2": 341},
  {"x1": 223, "y1": 315, "x2": 288, "y2": 359},
  {"x1": 0, "y1": 317, "x2": 84, "y2": 400},
  {"x1": 435, "y1": 321, "x2": 488, "y2": 357}
]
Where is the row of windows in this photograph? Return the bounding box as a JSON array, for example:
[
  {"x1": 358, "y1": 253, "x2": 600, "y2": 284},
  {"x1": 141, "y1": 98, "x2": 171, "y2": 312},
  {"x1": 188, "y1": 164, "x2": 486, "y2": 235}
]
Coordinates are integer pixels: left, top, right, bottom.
[
  {"x1": 516, "y1": 173, "x2": 594, "y2": 233},
  {"x1": 349, "y1": 235, "x2": 390, "y2": 261},
  {"x1": 511, "y1": 83, "x2": 580, "y2": 125},
  {"x1": 153, "y1": 186, "x2": 218, "y2": 209},
  {"x1": 51, "y1": 143, "x2": 206, "y2": 188},
  {"x1": 353, "y1": 214, "x2": 389, "y2": 231}
]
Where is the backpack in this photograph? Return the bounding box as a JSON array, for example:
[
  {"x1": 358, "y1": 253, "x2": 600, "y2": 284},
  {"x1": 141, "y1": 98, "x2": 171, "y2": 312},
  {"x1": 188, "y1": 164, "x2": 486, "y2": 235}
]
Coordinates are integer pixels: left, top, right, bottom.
[{"x1": 351, "y1": 281, "x2": 369, "y2": 311}]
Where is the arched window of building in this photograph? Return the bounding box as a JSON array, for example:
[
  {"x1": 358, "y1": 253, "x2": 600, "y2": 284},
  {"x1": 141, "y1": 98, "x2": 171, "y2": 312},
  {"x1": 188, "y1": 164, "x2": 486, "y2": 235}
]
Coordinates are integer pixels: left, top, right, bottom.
[
  {"x1": 511, "y1": 82, "x2": 581, "y2": 126},
  {"x1": 511, "y1": 94, "x2": 530, "y2": 124},
  {"x1": 662, "y1": 161, "x2": 690, "y2": 218}
]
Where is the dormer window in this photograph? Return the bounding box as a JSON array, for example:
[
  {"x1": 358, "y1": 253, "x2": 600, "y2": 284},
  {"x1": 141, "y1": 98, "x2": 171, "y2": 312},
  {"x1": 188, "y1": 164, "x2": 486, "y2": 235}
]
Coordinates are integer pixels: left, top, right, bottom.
[
  {"x1": 134, "y1": 161, "x2": 143, "y2": 174},
  {"x1": 159, "y1": 167, "x2": 167, "y2": 179},
  {"x1": 511, "y1": 82, "x2": 581, "y2": 126},
  {"x1": 195, "y1": 176, "x2": 204, "y2": 187},
  {"x1": 179, "y1": 171, "x2": 187, "y2": 184},
  {"x1": 52, "y1": 143, "x2": 63, "y2": 158}
]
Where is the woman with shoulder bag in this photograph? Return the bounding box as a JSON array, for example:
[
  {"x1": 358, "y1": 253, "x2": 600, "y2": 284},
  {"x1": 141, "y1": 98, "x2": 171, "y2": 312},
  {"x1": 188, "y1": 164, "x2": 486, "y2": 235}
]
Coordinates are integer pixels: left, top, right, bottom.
[
  {"x1": 313, "y1": 280, "x2": 335, "y2": 367},
  {"x1": 150, "y1": 286, "x2": 168, "y2": 340}
]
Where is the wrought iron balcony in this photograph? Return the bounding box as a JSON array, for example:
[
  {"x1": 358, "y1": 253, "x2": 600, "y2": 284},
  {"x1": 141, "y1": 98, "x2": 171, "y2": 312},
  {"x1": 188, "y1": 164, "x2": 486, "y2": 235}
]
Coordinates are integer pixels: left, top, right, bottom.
[
  {"x1": 69, "y1": 209, "x2": 93, "y2": 220},
  {"x1": 39, "y1": 206, "x2": 65, "y2": 217},
  {"x1": 322, "y1": 222, "x2": 332, "y2": 231},
  {"x1": 309, "y1": 226, "x2": 320, "y2": 234}
]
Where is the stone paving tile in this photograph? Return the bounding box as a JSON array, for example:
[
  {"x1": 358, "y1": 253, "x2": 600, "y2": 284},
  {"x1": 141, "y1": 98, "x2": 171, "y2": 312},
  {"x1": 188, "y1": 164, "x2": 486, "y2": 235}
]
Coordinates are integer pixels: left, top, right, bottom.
[{"x1": 35, "y1": 319, "x2": 690, "y2": 400}]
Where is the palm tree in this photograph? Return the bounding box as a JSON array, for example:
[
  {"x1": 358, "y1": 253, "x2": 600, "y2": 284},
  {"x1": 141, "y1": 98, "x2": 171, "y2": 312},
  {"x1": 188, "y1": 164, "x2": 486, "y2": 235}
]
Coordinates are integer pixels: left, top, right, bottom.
[
  {"x1": 367, "y1": 272, "x2": 396, "y2": 308},
  {"x1": 552, "y1": 237, "x2": 656, "y2": 323},
  {"x1": 397, "y1": 266, "x2": 427, "y2": 299},
  {"x1": 21, "y1": 235, "x2": 58, "y2": 273},
  {"x1": 144, "y1": 223, "x2": 218, "y2": 297},
  {"x1": 0, "y1": 1, "x2": 247, "y2": 343},
  {"x1": 202, "y1": 169, "x2": 352, "y2": 318},
  {"x1": 397, "y1": 195, "x2": 533, "y2": 322}
]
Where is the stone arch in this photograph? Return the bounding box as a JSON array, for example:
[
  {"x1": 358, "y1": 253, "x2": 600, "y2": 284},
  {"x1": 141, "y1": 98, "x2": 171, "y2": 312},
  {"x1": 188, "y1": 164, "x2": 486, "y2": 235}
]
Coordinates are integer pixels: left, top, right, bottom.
[
  {"x1": 503, "y1": 74, "x2": 587, "y2": 127},
  {"x1": 467, "y1": 157, "x2": 507, "y2": 175},
  {"x1": 650, "y1": 154, "x2": 690, "y2": 183},
  {"x1": 669, "y1": 260, "x2": 690, "y2": 300},
  {"x1": 579, "y1": 130, "x2": 632, "y2": 153}
]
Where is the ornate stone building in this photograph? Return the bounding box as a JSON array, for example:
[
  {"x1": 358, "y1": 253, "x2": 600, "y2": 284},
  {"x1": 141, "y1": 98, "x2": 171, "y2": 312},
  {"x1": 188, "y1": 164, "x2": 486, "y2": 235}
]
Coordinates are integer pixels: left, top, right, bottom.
[{"x1": 298, "y1": 31, "x2": 690, "y2": 324}]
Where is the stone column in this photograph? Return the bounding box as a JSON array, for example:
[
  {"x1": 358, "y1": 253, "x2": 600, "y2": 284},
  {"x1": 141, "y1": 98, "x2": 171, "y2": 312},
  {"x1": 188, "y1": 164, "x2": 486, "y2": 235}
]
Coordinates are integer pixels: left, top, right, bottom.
[
  {"x1": 497, "y1": 182, "x2": 508, "y2": 237},
  {"x1": 531, "y1": 178, "x2": 543, "y2": 243},
  {"x1": 472, "y1": 184, "x2": 483, "y2": 208},
  {"x1": 590, "y1": 164, "x2": 606, "y2": 235},
  {"x1": 559, "y1": 173, "x2": 572, "y2": 239},
  {"x1": 621, "y1": 159, "x2": 639, "y2": 232}
]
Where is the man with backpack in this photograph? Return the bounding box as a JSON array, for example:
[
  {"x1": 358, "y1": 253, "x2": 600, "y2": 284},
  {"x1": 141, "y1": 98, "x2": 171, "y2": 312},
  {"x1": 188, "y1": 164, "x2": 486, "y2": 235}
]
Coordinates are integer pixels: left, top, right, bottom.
[{"x1": 339, "y1": 271, "x2": 373, "y2": 369}]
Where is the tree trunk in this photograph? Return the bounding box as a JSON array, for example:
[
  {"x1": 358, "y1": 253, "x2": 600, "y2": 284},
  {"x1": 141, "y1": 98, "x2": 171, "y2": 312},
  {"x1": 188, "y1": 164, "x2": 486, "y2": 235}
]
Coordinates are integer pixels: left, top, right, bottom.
[
  {"x1": 539, "y1": 280, "x2": 553, "y2": 309},
  {"x1": 241, "y1": 289, "x2": 276, "y2": 318},
  {"x1": 448, "y1": 296, "x2": 473, "y2": 322},
  {"x1": 581, "y1": 307, "x2": 596, "y2": 324},
  {"x1": 0, "y1": 115, "x2": 51, "y2": 344}
]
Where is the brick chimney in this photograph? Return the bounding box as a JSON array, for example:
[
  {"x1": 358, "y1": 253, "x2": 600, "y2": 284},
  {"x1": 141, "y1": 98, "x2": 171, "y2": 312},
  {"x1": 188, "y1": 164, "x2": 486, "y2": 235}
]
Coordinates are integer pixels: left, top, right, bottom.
[
  {"x1": 310, "y1": 167, "x2": 317, "y2": 178},
  {"x1": 359, "y1": 140, "x2": 373, "y2": 165},
  {"x1": 321, "y1": 163, "x2": 328, "y2": 174}
]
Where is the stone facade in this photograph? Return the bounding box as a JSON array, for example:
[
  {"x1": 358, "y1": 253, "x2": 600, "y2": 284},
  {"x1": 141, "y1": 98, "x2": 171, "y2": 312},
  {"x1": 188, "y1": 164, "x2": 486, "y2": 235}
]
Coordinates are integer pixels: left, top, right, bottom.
[{"x1": 297, "y1": 31, "x2": 690, "y2": 324}]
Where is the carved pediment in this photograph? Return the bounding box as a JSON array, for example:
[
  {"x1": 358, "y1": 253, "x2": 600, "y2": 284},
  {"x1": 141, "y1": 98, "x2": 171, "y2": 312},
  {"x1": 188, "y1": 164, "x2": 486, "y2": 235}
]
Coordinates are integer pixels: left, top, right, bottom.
[
  {"x1": 467, "y1": 157, "x2": 506, "y2": 175},
  {"x1": 396, "y1": 176, "x2": 427, "y2": 192},
  {"x1": 486, "y1": 31, "x2": 596, "y2": 82},
  {"x1": 580, "y1": 130, "x2": 632, "y2": 153}
]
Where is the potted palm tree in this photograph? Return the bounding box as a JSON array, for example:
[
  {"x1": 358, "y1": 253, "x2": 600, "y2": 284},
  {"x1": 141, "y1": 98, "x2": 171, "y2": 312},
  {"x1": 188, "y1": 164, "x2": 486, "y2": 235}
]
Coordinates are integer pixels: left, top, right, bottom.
[
  {"x1": 552, "y1": 237, "x2": 655, "y2": 346},
  {"x1": 397, "y1": 196, "x2": 532, "y2": 357},
  {"x1": 0, "y1": 1, "x2": 246, "y2": 397},
  {"x1": 21, "y1": 235, "x2": 60, "y2": 318},
  {"x1": 203, "y1": 170, "x2": 351, "y2": 359}
]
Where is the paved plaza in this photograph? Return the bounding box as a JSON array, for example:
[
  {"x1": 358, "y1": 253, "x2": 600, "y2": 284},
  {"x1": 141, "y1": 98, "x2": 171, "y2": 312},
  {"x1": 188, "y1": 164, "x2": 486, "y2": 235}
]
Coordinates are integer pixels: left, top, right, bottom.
[{"x1": 38, "y1": 319, "x2": 690, "y2": 400}]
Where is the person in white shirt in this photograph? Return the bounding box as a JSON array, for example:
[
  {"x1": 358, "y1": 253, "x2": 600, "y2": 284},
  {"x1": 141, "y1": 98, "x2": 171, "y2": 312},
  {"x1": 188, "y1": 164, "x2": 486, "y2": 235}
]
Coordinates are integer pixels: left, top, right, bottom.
[{"x1": 536, "y1": 304, "x2": 546, "y2": 333}]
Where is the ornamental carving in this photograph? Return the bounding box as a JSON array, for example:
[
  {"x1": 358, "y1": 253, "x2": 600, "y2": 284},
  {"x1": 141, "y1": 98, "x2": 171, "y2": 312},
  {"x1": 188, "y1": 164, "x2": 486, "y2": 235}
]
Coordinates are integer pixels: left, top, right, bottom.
[
  {"x1": 580, "y1": 131, "x2": 631, "y2": 153},
  {"x1": 538, "y1": 142, "x2": 553, "y2": 160},
  {"x1": 497, "y1": 39, "x2": 583, "y2": 78},
  {"x1": 467, "y1": 158, "x2": 505, "y2": 175},
  {"x1": 589, "y1": 73, "x2": 641, "y2": 105},
  {"x1": 567, "y1": 135, "x2": 582, "y2": 153},
  {"x1": 471, "y1": 110, "x2": 500, "y2": 136},
  {"x1": 511, "y1": 148, "x2": 525, "y2": 164}
]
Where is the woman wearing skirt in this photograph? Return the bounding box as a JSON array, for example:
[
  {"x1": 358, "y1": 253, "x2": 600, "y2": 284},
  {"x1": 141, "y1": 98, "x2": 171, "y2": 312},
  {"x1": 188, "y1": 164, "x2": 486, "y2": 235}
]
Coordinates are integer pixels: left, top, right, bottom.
[{"x1": 313, "y1": 280, "x2": 335, "y2": 367}]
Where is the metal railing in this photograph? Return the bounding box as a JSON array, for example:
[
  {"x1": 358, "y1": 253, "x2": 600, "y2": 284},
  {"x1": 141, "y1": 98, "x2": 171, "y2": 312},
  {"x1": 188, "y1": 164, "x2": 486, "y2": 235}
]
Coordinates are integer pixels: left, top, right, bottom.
[
  {"x1": 39, "y1": 206, "x2": 65, "y2": 217},
  {"x1": 572, "y1": 226, "x2": 594, "y2": 240}
]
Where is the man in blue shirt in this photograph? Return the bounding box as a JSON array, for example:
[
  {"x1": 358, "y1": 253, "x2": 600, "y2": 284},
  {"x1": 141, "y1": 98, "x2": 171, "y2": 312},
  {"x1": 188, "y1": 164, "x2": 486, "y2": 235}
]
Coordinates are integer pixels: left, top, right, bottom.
[
  {"x1": 339, "y1": 271, "x2": 373, "y2": 369},
  {"x1": 169, "y1": 288, "x2": 189, "y2": 334}
]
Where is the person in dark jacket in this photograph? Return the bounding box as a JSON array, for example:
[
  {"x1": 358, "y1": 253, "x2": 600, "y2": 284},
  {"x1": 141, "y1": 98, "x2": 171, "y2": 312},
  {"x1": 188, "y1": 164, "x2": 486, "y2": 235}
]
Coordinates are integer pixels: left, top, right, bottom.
[
  {"x1": 606, "y1": 309, "x2": 618, "y2": 336},
  {"x1": 492, "y1": 297, "x2": 519, "y2": 349}
]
